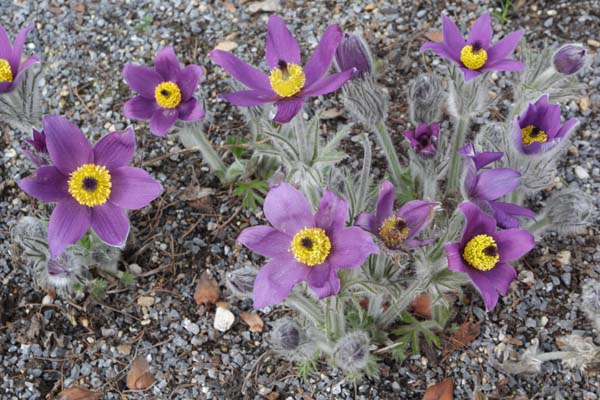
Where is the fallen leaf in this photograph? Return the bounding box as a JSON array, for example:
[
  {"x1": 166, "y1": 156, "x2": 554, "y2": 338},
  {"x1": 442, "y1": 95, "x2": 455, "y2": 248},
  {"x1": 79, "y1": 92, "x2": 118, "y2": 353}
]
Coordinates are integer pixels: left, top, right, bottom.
[
  {"x1": 214, "y1": 40, "x2": 238, "y2": 52},
  {"x1": 321, "y1": 108, "x2": 344, "y2": 120},
  {"x1": 579, "y1": 95, "x2": 590, "y2": 112},
  {"x1": 240, "y1": 312, "x2": 264, "y2": 332},
  {"x1": 410, "y1": 293, "x2": 432, "y2": 318},
  {"x1": 126, "y1": 355, "x2": 155, "y2": 390},
  {"x1": 424, "y1": 31, "x2": 443, "y2": 43},
  {"x1": 117, "y1": 343, "x2": 132, "y2": 355},
  {"x1": 194, "y1": 270, "x2": 221, "y2": 305},
  {"x1": 57, "y1": 387, "x2": 102, "y2": 400},
  {"x1": 180, "y1": 186, "x2": 214, "y2": 201},
  {"x1": 137, "y1": 296, "x2": 155, "y2": 307},
  {"x1": 443, "y1": 321, "x2": 480, "y2": 354},
  {"x1": 224, "y1": 1, "x2": 236, "y2": 12},
  {"x1": 423, "y1": 378, "x2": 454, "y2": 400}
]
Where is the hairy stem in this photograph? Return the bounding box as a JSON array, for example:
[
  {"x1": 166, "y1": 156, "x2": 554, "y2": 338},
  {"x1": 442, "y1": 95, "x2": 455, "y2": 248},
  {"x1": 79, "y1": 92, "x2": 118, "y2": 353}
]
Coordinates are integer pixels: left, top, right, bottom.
[
  {"x1": 447, "y1": 116, "x2": 469, "y2": 192},
  {"x1": 285, "y1": 292, "x2": 324, "y2": 327},
  {"x1": 374, "y1": 120, "x2": 405, "y2": 189}
]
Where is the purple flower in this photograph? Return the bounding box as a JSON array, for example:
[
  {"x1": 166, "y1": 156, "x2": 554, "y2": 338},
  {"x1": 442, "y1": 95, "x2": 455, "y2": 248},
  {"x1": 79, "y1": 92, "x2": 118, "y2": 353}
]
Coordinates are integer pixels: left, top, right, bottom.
[
  {"x1": 420, "y1": 13, "x2": 524, "y2": 81},
  {"x1": 22, "y1": 128, "x2": 49, "y2": 167},
  {"x1": 355, "y1": 181, "x2": 438, "y2": 249},
  {"x1": 553, "y1": 44, "x2": 587, "y2": 75},
  {"x1": 513, "y1": 95, "x2": 578, "y2": 154},
  {"x1": 459, "y1": 144, "x2": 534, "y2": 229},
  {"x1": 18, "y1": 116, "x2": 163, "y2": 258},
  {"x1": 0, "y1": 23, "x2": 39, "y2": 94},
  {"x1": 403, "y1": 122, "x2": 440, "y2": 158},
  {"x1": 210, "y1": 15, "x2": 354, "y2": 124},
  {"x1": 335, "y1": 33, "x2": 372, "y2": 78},
  {"x1": 238, "y1": 183, "x2": 378, "y2": 308},
  {"x1": 123, "y1": 46, "x2": 205, "y2": 137},
  {"x1": 444, "y1": 202, "x2": 535, "y2": 311}
]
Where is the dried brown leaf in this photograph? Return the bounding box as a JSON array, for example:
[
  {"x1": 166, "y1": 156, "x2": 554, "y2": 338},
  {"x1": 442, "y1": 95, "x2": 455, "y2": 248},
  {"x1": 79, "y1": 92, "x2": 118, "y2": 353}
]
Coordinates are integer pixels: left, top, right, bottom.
[
  {"x1": 194, "y1": 270, "x2": 221, "y2": 305},
  {"x1": 424, "y1": 31, "x2": 443, "y2": 43},
  {"x1": 423, "y1": 378, "x2": 454, "y2": 400},
  {"x1": 180, "y1": 186, "x2": 214, "y2": 201},
  {"x1": 444, "y1": 322, "x2": 480, "y2": 354},
  {"x1": 57, "y1": 387, "x2": 102, "y2": 400},
  {"x1": 126, "y1": 355, "x2": 155, "y2": 390},
  {"x1": 240, "y1": 312, "x2": 264, "y2": 333},
  {"x1": 410, "y1": 293, "x2": 432, "y2": 318}
]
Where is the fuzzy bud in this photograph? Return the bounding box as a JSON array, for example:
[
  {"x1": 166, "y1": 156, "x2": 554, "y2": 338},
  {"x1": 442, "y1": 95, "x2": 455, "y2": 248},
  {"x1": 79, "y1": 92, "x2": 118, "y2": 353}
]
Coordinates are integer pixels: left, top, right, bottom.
[
  {"x1": 269, "y1": 318, "x2": 316, "y2": 361},
  {"x1": 408, "y1": 74, "x2": 444, "y2": 124},
  {"x1": 341, "y1": 75, "x2": 388, "y2": 128},
  {"x1": 335, "y1": 33, "x2": 373, "y2": 78},
  {"x1": 581, "y1": 279, "x2": 600, "y2": 330},
  {"x1": 333, "y1": 331, "x2": 371, "y2": 373},
  {"x1": 502, "y1": 338, "x2": 543, "y2": 375},
  {"x1": 542, "y1": 187, "x2": 597, "y2": 235},
  {"x1": 225, "y1": 266, "x2": 257, "y2": 299},
  {"x1": 46, "y1": 251, "x2": 82, "y2": 288},
  {"x1": 556, "y1": 335, "x2": 600, "y2": 372},
  {"x1": 553, "y1": 44, "x2": 587, "y2": 75}
]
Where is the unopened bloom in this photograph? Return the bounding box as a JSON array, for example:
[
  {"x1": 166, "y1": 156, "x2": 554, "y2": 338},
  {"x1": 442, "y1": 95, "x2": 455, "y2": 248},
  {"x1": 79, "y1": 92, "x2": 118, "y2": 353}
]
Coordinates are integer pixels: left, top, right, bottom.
[
  {"x1": 335, "y1": 33, "x2": 372, "y2": 78},
  {"x1": 553, "y1": 44, "x2": 587, "y2": 75},
  {"x1": 22, "y1": 128, "x2": 49, "y2": 167},
  {"x1": 238, "y1": 183, "x2": 378, "y2": 308},
  {"x1": 459, "y1": 144, "x2": 534, "y2": 229},
  {"x1": 18, "y1": 116, "x2": 163, "y2": 258},
  {"x1": 408, "y1": 74, "x2": 444, "y2": 124},
  {"x1": 123, "y1": 46, "x2": 205, "y2": 137},
  {"x1": 0, "y1": 23, "x2": 39, "y2": 93},
  {"x1": 445, "y1": 202, "x2": 535, "y2": 311},
  {"x1": 333, "y1": 331, "x2": 371, "y2": 373},
  {"x1": 421, "y1": 13, "x2": 524, "y2": 81},
  {"x1": 403, "y1": 123, "x2": 440, "y2": 159},
  {"x1": 513, "y1": 95, "x2": 578, "y2": 154},
  {"x1": 210, "y1": 15, "x2": 354, "y2": 124},
  {"x1": 355, "y1": 181, "x2": 438, "y2": 249}
]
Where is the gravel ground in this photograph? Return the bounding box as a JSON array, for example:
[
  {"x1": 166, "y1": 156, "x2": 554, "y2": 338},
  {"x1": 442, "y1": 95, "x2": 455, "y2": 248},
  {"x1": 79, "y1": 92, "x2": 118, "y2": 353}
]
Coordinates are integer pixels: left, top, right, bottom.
[{"x1": 0, "y1": 0, "x2": 599, "y2": 399}]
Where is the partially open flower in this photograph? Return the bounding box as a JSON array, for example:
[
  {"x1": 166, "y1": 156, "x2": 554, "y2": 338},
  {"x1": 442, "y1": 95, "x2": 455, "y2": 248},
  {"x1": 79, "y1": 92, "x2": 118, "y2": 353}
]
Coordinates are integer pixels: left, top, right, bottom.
[
  {"x1": 553, "y1": 44, "x2": 587, "y2": 75},
  {"x1": 0, "y1": 23, "x2": 39, "y2": 94},
  {"x1": 335, "y1": 33, "x2": 372, "y2": 78},
  {"x1": 403, "y1": 123, "x2": 440, "y2": 159},
  {"x1": 333, "y1": 331, "x2": 371, "y2": 373},
  {"x1": 408, "y1": 74, "x2": 444, "y2": 125},
  {"x1": 22, "y1": 129, "x2": 49, "y2": 167},
  {"x1": 225, "y1": 266, "x2": 257, "y2": 299}
]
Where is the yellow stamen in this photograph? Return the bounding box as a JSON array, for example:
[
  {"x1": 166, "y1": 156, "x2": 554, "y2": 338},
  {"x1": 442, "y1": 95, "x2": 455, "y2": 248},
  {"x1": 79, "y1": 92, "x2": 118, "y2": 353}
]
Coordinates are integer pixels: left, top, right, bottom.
[
  {"x1": 379, "y1": 216, "x2": 410, "y2": 248},
  {"x1": 521, "y1": 125, "x2": 548, "y2": 146},
  {"x1": 290, "y1": 227, "x2": 331, "y2": 266},
  {"x1": 269, "y1": 62, "x2": 305, "y2": 97},
  {"x1": 463, "y1": 234, "x2": 499, "y2": 271},
  {"x1": 154, "y1": 81, "x2": 182, "y2": 109},
  {"x1": 0, "y1": 58, "x2": 13, "y2": 82},
  {"x1": 68, "y1": 164, "x2": 112, "y2": 207},
  {"x1": 460, "y1": 45, "x2": 488, "y2": 70}
]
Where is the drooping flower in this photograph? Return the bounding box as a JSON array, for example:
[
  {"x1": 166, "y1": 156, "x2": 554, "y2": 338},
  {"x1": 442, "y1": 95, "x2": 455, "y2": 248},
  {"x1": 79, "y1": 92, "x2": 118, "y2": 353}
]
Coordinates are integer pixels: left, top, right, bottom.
[
  {"x1": 210, "y1": 15, "x2": 354, "y2": 124},
  {"x1": 445, "y1": 202, "x2": 535, "y2": 311},
  {"x1": 513, "y1": 95, "x2": 578, "y2": 154},
  {"x1": 335, "y1": 33, "x2": 372, "y2": 78},
  {"x1": 459, "y1": 144, "x2": 534, "y2": 229},
  {"x1": 553, "y1": 44, "x2": 587, "y2": 75},
  {"x1": 355, "y1": 180, "x2": 439, "y2": 250},
  {"x1": 122, "y1": 46, "x2": 205, "y2": 137},
  {"x1": 22, "y1": 128, "x2": 49, "y2": 167},
  {"x1": 0, "y1": 23, "x2": 39, "y2": 94},
  {"x1": 18, "y1": 116, "x2": 163, "y2": 258},
  {"x1": 420, "y1": 13, "x2": 524, "y2": 81},
  {"x1": 403, "y1": 122, "x2": 441, "y2": 159},
  {"x1": 237, "y1": 183, "x2": 378, "y2": 308}
]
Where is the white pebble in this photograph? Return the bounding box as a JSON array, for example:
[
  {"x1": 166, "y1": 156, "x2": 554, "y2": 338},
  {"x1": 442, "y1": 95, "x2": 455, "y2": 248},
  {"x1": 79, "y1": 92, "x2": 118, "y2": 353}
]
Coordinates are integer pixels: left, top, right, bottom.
[
  {"x1": 214, "y1": 306, "x2": 235, "y2": 332},
  {"x1": 574, "y1": 166, "x2": 590, "y2": 179}
]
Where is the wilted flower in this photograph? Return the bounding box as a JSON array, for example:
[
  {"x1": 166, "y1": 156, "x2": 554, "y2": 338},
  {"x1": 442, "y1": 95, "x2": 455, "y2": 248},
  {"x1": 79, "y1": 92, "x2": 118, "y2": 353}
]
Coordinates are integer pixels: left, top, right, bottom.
[
  {"x1": 210, "y1": 15, "x2": 354, "y2": 124},
  {"x1": 333, "y1": 331, "x2": 371, "y2": 373},
  {"x1": 580, "y1": 279, "x2": 600, "y2": 330},
  {"x1": 18, "y1": 116, "x2": 163, "y2": 258},
  {"x1": 225, "y1": 266, "x2": 257, "y2": 299},
  {"x1": 553, "y1": 44, "x2": 587, "y2": 75},
  {"x1": 408, "y1": 74, "x2": 444, "y2": 125},
  {"x1": 237, "y1": 183, "x2": 378, "y2": 308},
  {"x1": 445, "y1": 202, "x2": 535, "y2": 311},
  {"x1": 335, "y1": 33, "x2": 372, "y2": 78},
  {"x1": 123, "y1": 46, "x2": 205, "y2": 137},
  {"x1": 403, "y1": 123, "x2": 441, "y2": 159},
  {"x1": 0, "y1": 23, "x2": 39, "y2": 94},
  {"x1": 421, "y1": 13, "x2": 524, "y2": 81},
  {"x1": 22, "y1": 128, "x2": 49, "y2": 167},
  {"x1": 459, "y1": 144, "x2": 534, "y2": 229},
  {"x1": 513, "y1": 95, "x2": 578, "y2": 154},
  {"x1": 355, "y1": 180, "x2": 438, "y2": 249}
]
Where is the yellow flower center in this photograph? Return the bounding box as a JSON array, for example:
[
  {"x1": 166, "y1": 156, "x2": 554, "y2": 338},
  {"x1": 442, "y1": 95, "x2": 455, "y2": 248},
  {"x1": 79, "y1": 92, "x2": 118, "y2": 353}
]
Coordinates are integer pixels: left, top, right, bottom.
[
  {"x1": 68, "y1": 164, "x2": 112, "y2": 207},
  {"x1": 460, "y1": 45, "x2": 488, "y2": 70},
  {"x1": 463, "y1": 234, "x2": 500, "y2": 271},
  {"x1": 154, "y1": 81, "x2": 182, "y2": 109},
  {"x1": 521, "y1": 125, "x2": 548, "y2": 146},
  {"x1": 379, "y1": 216, "x2": 410, "y2": 248},
  {"x1": 269, "y1": 61, "x2": 305, "y2": 98},
  {"x1": 290, "y1": 227, "x2": 331, "y2": 266},
  {"x1": 0, "y1": 58, "x2": 13, "y2": 82}
]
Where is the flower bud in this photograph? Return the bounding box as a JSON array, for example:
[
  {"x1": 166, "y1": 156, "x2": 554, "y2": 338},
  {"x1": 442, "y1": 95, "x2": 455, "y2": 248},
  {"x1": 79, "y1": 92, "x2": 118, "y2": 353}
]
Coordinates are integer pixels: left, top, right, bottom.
[
  {"x1": 333, "y1": 331, "x2": 371, "y2": 373},
  {"x1": 225, "y1": 266, "x2": 257, "y2": 299},
  {"x1": 403, "y1": 122, "x2": 440, "y2": 159},
  {"x1": 553, "y1": 44, "x2": 587, "y2": 75},
  {"x1": 269, "y1": 318, "x2": 317, "y2": 361},
  {"x1": 408, "y1": 74, "x2": 444, "y2": 124},
  {"x1": 581, "y1": 279, "x2": 600, "y2": 330},
  {"x1": 46, "y1": 249, "x2": 83, "y2": 288},
  {"x1": 335, "y1": 33, "x2": 372, "y2": 78},
  {"x1": 341, "y1": 75, "x2": 388, "y2": 127},
  {"x1": 542, "y1": 187, "x2": 597, "y2": 235}
]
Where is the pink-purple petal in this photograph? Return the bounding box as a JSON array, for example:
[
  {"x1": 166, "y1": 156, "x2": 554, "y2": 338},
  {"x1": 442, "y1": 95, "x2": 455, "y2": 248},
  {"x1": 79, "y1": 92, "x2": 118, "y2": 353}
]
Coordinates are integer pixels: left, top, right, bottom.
[
  {"x1": 93, "y1": 128, "x2": 136, "y2": 170},
  {"x1": 483, "y1": 59, "x2": 524, "y2": 72},
  {"x1": 154, "y1": 46, "x2": 181, "y2": 82},
  {"x1": 375, "y1": 180, "x2": 395, "y2": 229},
  {"x1": 327, "y1": 227, "x2": 378, "y2": 269},
  {"x1": 442, "y1": 15, "x2": 465, "y2": 60},
  {"x1": 486, "y1": 30, "x2": 524, "y2": 64},
  {"x1": 209, "y1": 49, "x2": 271, "y2": 91},
  {"x1": 9, "y1": 23, "x2": 34, "y2": 74},
  {"x1": 493, "y1": 228, "x2": 535, "y2": 263},
  {"x1": 273, "y1": 98, "x2": 305, "y2": 124},
  {"x1": 263, "y1": 182, "x2": 315, "y2": 235},
  {"x1": 459, "y1": 202, "x2": 496, "y2": 244},
  {"x1": 176, "y1": 64, "x2": 202, "y2": 100},
  {"x1": 123, "y1": 64, "x2": 163, "y2": 99},
  {"x1": 315, "y1": 189, "x2": 348, "y2": 233},
  {"x1": 219, "y1": 89, "x2": 278, "y2": 106},
  {"x1": 178, "y1": 98, "x2": 205, "y2": 121},
  {"x1": 43, "y1": 115, "x2": 93, "y2": 175},
  {"x1": 306, "y1": 262, "x2": 340, "y2": 299},
  {"x1": 467, "y1": 14, "x2": 492, "y2": 48},
  {"x1": 302, "y1": 69, "x2": 353, "y2": 97},
  {"x1": 149, "y1": 108, "x2": 178, "y2": 137},
  {"x1": 420, "y1": 42, "x2": 459, "y2": 63},
  {"x1": 237, "y1": 225, "x2": 293, "y2": 259},
  {"x1": 124, "y1": 96, "x2": 158, "y2": 120},
  {"x1": 91, "y1": 202, "x2": 130, "y2": 247},
  {"x1": 109, "y1": 166, "x2": 163, "y2": 210},
  {"x1": 18, "y1": 166, "x2": 68, "y2": 202},
  {"x1": 556, "y1": 118, "x2": 578, "y2": 139},
  {"x1": 253, "y1": 258, "x2": 308, "y2": 308},
  {"x1": 397, "y1": 200, "x2": 439, "y2": 240},
  {"x1": 354, "y1": 213, "x2": 377, "y2": 233},
  {"x1": 461, "y1": 67, "x2": 482, "y2": 81},
  {"x1": 472, "y1": 168, "x2": 521, "y2": 201},
  {"x1": 265, "y1": 15, "x2": 301, "y2": 69},
  {"x1": 303, "y1": 24, "x2": 343, "y2": 86},
  {"x1": 48, "y1": 199, "x2": 92, "y2": 258},
  {"x1": 0, "y1": 24, "x2": 11, "y2": 60}
]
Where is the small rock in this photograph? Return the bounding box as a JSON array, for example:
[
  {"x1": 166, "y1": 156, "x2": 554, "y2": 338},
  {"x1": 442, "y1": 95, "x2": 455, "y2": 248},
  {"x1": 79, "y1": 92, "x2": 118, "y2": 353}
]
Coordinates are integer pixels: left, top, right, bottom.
[
  {"x1": 214, "y1": 306, "x2": 235, "y2": 332},
  {"x1": 574, "y1": 166, "x2": 590, "y2": 180},
  {"x1": 587, "y1": 39, "x2": 600, "y2": 48},
  {"x1": 117, "y1": 344, "x2": 132, "y2": 355},
  {"x1": 137, "y1": 296, "x2": 155, "y2": 307},
  {"x1": 128, "y1": 264, "x2": 143, "y2": 275},
  {"x1": 247, "y1": 0, "x2": 280, "y2": 13},
  {"x1": 182, "y1": 318, "x2": 200, "y2": 335},
  {"x1": 214, "y1": 41, "x2": 238, "y2": 52}
]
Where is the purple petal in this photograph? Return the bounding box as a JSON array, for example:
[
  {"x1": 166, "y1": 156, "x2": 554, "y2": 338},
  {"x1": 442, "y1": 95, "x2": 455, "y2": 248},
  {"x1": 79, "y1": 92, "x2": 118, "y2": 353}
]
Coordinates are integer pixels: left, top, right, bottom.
[
  {"x1": 48, "y1": 199, "x2": 92, "y2": 258},
  {"x1": 0, "y1": 24, "x2": 11, "y2": 60},
  {"x1": 177, "y1": 97, "x2": 205, "y2": 121},
  {"x1": 486, "y1": 30, "x2": 524, "y2": 64},
  {"x1": 459, "y1": 202, "x2": 496, "y2": 245},
  {"x1": 467, "y1": 14, "x2": 492, "y2": 48},
  {"x1": 483, "y1": 59, "x2": 524, "y2": 72},
  {"x1": 43, "y1": 115, "x2": 93, "y2": 175},
  {"x1": 555, "y1": 118, "x2": 578, "y2": 140},
  {"x1": 354, "y1": 213, "x2": 376, "y2": 234},
  {"x1": 315, "y1": 189, "x2": 348, "y2": 233},
  {"x1": 396, "y1": 200, "x2": 439, "y2": 241},
  {"x1": 91, "y1": 202, "x2": 129, "y2": 247},
  {"x1": 18, "y1": 166, "x2": 68, "y2": 202},
  {"x1": 265, "y1": 15, "x2": 301, "y2": 69},
  {"x1": 327, "y1": 227, "x2": 378, "y2": 269},
  {"x1": 304, "y1": 24, "x2": 343, "y2": 86},
  {"x1": 461, "y1": 67, "x2": 482, "y2": 81},
  {"x1": 466, "y1": 262, "x2": 516, "y2": 311},
  {"x1": 154, "y1": 46, "x2": 181, "y2": 82},
  {"x1": 109, "y1": 166, "x2": 163, "y2": 210},
  {"x1": 273, "y1": 98, "x2": 305, "y2": 124},
  {"x1": 420, "y1": 41, "x2": 459, "y2": 63},
  {"x1": 306, "y1": 262, "x2": 340, "y2": 299},
  {"x1": 237, "y1": 225, "x2": 293, "y2": 259},
  {"x1": 490, "y1": 201, "x2": 535, "y2": 229},
  {"x1": 176, "y1": 64, "x2": 202, "y2": 100},
  {"x1": 302, "y1": 69, "x2": 353, "y2": 97},
  {"x1": 442, "y1": 15, "x2": 465, "y2": 61},
  {"x1": 445, "y1": 242, "x2": 468, "y2": 274},
  {"x1": 375, "y1": 180, "x2": 395, "y2": 229},
  {"x1": 9, "y1": 23, "x2": 34, "y2": 75},
  {"x1": 219, "y1": 89, "x2": 277, "y2": 106},
  {"x1": 472, "y1": 168, "x2": 521, "y2": 201},
  {"x1": 93, "y1": 128, "x2": 135, "y2": 170},
  {"x1": 253, "y1": 258, "x2": 308, "y2": 308},
  {"x1": 209, "y1": 49, "x2": 271, "y2": 91},
  {"x1": 492, "y1": 228, "x2": 535, "y2": 263},
  {"x1": 149, "y1": 108, "x2": 178, "y2": 137},
  {"x1": 123, "y1": 96, "x2": 158, "y2": 120},
  {"x1": 263, "y1": 183, "x2": 314, "y2": 235},
  {"x1": 122, "y1": 64, "x2": 163, "y2": 99}
]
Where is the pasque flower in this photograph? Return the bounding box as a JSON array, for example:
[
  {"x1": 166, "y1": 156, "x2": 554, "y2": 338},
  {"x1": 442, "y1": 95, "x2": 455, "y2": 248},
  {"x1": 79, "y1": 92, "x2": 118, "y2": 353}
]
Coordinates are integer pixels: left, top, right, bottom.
[
  {"x1": 18, "y1": 116, "x2": 163, "y2": 258},
  {"x1": 335, "y1": 33, "x2": 372, "y2": 78},
  {"x1": 0, "y1": 23, "x2": 39, "y2": 93},
  {"x1": 553, "y1": 44, "x2": 587, "y2": 75},
  {"x1": 210, "y1": 15, "x2": 354, "y2": 124},
  {"x1": 238, "y1": 183, "x2": 378, "y2": 308},
  {"x1": 445, "y1": 202, "x2": 535, "y2": 311},
  {"x1": 123, "y1": 46, "x2": 205, "y2": 137},
  {"x1": 420, "y1": 13, "x2": 524, "y2": 81},
  {"x1": 22, "y1": 128, "x2": 49, "y2": 167},
  {"x1": 513, "y1": 95, "x2": 578, "y2": 154},
  {"x1": 403, "y1": 122, "x2": 440, "y2": 159},
  {"x1": 459, "y1": 144, "x2": 534, "y2": 229},
  {"x1": 355, "y1": 181, "x2": 439, "y2": 249}
]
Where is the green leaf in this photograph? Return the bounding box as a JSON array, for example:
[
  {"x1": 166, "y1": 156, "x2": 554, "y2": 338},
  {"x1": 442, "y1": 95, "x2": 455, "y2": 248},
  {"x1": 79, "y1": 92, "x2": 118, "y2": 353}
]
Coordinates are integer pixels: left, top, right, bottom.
[
  {"x1": 234, "y1": 180, "x2": 269, "y2": 210},
  {"x1": 90, "y1": 278, "x2": 108, "y2": 301},
  {"x1": 225, "y1": 136, "x2": 249, "y2": 159}
]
